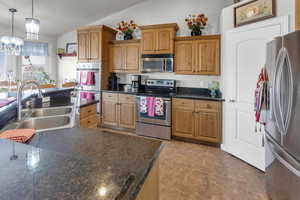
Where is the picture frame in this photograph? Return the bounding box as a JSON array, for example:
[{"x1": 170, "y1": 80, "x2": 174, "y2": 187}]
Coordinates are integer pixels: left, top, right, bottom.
[
  {"x1": 66, "y1": 43, "x2": 77, "y2": 54},
  {"x1": 234, "y1": 0, "x2": 276, "y2": 27}
]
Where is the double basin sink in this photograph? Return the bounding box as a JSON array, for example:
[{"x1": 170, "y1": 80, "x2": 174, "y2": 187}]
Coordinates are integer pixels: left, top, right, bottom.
[{"x1": 2, "y1": 106, "x2": 75, "y2": 133}]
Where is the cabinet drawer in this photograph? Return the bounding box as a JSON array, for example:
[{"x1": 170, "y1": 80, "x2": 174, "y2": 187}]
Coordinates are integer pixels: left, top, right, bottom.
[
  {"x1": 172, "y1": 98, "x2": 194, "y2": 110},
  {"x1": 195, "y1": 100, "x2": 219, "y2": 111},
  {"x1": 119, "y1": 94, "x2": 136, "y2": 103},
  {"x1": 80, "y1": 115, "x2": 98, "y2": 127},
  {"x1": 80, "y1": 104, "x2": 97, "y2": 119},
  {"x1": 103, "y1": 92, "x2": 118, "y2": 102}
]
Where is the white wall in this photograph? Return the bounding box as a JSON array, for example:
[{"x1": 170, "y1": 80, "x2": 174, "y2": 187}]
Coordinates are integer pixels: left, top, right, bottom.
[
  {"x1": 0, "y1": 25, "x2": 58, "y2": 82},
  {"x1": 57, "y1": 31, "x2": 77, "y2": 86},
  {"x1": 57, "y1": 0, "x2": 233, "y2": 88}
]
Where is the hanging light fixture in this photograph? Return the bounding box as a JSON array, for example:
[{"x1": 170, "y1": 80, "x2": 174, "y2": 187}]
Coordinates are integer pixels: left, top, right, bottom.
[
  {"x1": 25, "y1": 0, "x2": 40, "y2": 40},
  {"x1": 0, "y1": 8, "x2": 24, "y2": 56}
]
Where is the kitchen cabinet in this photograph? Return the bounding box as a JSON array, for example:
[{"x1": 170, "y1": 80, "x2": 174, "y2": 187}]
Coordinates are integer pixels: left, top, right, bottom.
[
  {"x1": 80, "y1": 104, "x2": 98, "y2": 128},
  {"x1": 109, "y1": 40, "x2": 140, "y2": 73},
  {"x1": 102, "y1": 92, "x2": 136, "y2": 130},
  {"x1": 174, "y1": 35, "x2": 220, "y2": 75},
  {"x1": 77, "y1": 25, "x2": 116, "y2": 62},
  {"x1": 140, "y1": 23, "x2": 178, "y2": 54},
  {"x1": 296, "y1": 0, "x2": 300, "y2": 30},
  {"x1": 172, "y1": 98, "x2": 222, "y2": 144}
]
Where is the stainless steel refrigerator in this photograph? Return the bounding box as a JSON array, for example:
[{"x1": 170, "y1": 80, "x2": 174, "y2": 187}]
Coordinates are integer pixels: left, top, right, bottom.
[{"x1": 265, "y1": 30, "x2": 300, "y2": 199}]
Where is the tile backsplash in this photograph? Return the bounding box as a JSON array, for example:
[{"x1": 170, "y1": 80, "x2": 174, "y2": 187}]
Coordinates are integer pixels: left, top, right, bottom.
[{"x1": 116, "y1": 73, "x2": 220, "y2": 88}]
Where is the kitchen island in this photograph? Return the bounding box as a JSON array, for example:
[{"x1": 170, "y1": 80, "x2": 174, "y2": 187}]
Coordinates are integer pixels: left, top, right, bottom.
[{"x1": 0, "y1": 128, "x2": 163, "y2": 200}]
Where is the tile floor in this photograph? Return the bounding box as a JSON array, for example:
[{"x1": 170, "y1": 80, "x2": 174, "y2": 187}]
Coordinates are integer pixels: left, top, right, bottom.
[{"x1": 159, "y1": 140, "x2": 269, "y2": 200}]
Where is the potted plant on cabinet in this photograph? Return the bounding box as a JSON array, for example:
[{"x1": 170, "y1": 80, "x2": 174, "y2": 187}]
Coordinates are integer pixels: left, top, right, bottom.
[
  {"x1": 185, "y1": 14, "x2": 208, "y2": 36},
  {"x1": 117, "y1": 20, "x2": 138, "y2": 40}
]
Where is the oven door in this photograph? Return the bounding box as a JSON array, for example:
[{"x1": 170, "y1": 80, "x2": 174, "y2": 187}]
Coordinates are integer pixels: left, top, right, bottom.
[{"x1": 136, "y1": 96, "x2": 171, "y2": 126}]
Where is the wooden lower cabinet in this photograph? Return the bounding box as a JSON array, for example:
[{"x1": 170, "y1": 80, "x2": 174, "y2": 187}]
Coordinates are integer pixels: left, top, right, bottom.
[
  {"x1": 80, "y1": 104, "x2": 98, "y2": 128},
  {"x1": 172, "y1": 98, "x2": 222, "y2": 144},
  {"x1": 102, "y1": 92, "x2": 136, "y2": 130}
]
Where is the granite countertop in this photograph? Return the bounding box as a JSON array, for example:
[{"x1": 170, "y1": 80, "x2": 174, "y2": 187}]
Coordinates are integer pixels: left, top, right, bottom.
[
  {"x1": 79, "y1": 99, "x2": 99, "y2": 108},
  {"x1": 102, "y1": 88, "x2": 224, "y2": 102},
  {"x1": 101, "y1": 89, "x2": 138, "y2": 95},
  {"x1": 0, "y1": 128, "x2": 163, "y2": 200}
]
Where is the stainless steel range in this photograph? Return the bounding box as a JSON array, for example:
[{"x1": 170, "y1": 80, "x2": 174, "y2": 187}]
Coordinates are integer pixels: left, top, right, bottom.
[{"x1": 136, "y1": 79, "x2": 176, "y2": 140}]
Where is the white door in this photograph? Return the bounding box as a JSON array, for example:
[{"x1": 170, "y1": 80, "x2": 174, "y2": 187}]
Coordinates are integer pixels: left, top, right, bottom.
[{"x1": 222, "y1": 17, "x2": 289, "y2": 171}]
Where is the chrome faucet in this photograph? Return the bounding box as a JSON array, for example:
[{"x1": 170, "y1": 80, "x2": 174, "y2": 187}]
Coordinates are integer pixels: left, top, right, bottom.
[{"x1": 17, "y1": 80, "x2": 44, "y2": 121}]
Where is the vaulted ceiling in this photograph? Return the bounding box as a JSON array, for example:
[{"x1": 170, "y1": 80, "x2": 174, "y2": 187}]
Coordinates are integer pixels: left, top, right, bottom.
[{"x1": 0, "y1": 0, "x2": 145, "y2": 37}]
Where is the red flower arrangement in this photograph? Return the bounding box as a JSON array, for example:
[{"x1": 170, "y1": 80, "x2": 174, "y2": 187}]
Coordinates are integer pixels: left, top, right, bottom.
[
  {"x1": 117, "y1": 20, "x2": 138, "y2": 40},
  {"x1": 185, "y1": 14, "x2": 208, "y2": 36}
]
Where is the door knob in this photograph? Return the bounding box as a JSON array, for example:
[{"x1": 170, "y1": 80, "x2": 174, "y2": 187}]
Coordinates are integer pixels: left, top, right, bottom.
[{"x1": 229, "y1": 99, "x2": 236, "y2": 103}]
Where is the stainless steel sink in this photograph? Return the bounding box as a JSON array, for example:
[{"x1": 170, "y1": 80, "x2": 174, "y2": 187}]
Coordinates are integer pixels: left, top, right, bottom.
[
  {"x1": 18, "y1": 116, "x2": 71, "y2": 130},
  {"x1": 2, "y1": 105, "x2": 76, "y2": 133},
  {"x1": 22, "y1": 106, "x2": 73, "y2": 118}
]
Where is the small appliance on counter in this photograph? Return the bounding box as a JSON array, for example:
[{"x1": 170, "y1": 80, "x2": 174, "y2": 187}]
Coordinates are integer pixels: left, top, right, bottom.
[
  {"x1": 130, "y1": 75, "x2": 142, "y2": 93},
  {"x1": 136, "y1": 79, "x2": 176, "y2": 140},
  {"x1": 107, "y1": 73, "x2": 120, "y2": 91}
]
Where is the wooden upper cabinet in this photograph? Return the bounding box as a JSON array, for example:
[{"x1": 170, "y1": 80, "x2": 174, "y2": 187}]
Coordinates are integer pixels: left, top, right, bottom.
[
  {"x1": 296, "y1": 0, "x2": 300, "y2": 30},
  {"x1": 77, "y1": 25, "x2": 116, "y2": 62},
  {"x1": 141, "y1": 30, "x2": 156, "y2": 54},
  {"x1": 109, "y1": 40, "x2": 140, "y2": 73},
  {"x1": 89, "y1": 29, "x2": 101, "y2": 61},
  {"x1": 140, "y1": 23, "x2": 178, "y2": 54},
  {"x1": 124, "y1": 43, "x2": 140, "y2": 72},
  {"x1": 175, "y1": 35, "x2": 220, "y2": 75},
  {"x1": 174, "y1": 41, "x2": 194, "y2": 74},
  {"x1": 109, "y1": 45, "x2": 123, "y2": 71},
  {"x1": 77, "y1": 30, "x2": 90, "y2": 61}
]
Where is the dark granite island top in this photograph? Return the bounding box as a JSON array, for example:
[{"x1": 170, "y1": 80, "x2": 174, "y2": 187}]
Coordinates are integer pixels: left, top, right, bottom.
[{"x1": 0, "y1": 128, "x2": 163, "y2": 200}]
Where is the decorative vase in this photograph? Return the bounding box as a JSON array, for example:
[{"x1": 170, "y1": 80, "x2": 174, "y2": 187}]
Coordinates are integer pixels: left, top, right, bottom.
[
  {"x1": 124, "y1": 33, "x2": 133, "y2": 40},
  {"x1": 191, "y1": 29, "x2": 202, "y2": 36}
]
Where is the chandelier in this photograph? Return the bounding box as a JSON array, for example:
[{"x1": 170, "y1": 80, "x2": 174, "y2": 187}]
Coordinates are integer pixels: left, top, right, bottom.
[
  {"x1": 25, "y1": 0, "x2": 40, "y2": 40},
  {"x1": 0, "y1": 8, "x2": 24, "y2": 56}
]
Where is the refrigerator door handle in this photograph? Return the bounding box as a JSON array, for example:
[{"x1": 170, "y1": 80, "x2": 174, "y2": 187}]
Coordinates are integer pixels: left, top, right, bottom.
[
  {"x1": 267, "y1": 136, "x2": 300, "y2": 177},
  {"x1": 282, "y1": 48, "x2": 294, "y2": 136},
  {"x1": 273, "y1": 48, "x2": 285, "y2": 135}
]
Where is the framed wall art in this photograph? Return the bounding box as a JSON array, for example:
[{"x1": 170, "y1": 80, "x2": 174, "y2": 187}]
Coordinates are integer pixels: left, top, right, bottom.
[{"x1": 234, "y1": 0, "x2": 276, "y2": 27}]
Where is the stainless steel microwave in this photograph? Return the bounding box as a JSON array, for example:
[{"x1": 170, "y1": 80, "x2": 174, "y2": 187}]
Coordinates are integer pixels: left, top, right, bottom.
[{"x1": 141, "y1": 54, "x2": 174, "y2": 73}]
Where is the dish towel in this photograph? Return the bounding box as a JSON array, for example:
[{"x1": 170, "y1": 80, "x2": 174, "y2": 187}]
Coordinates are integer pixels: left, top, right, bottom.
[
  {"x1": 0, "y1": 129, "x2": 35, "y2": 143},
  {"x1": 86, "y1": 92, "x2": 95, "y2": 101},
  {"x1": 80, "y1": 92, "x2": 87, "y2": 99},
  {"x1": 80, "y1": 71, "x2": 88, "y2": 85},
  {"x1": 0, "y1": 97, "x2": 16, "y2": 108},
  {"x1": 147, "y1": 97, "x2": 155, "y2": 117},
  {"x1": 140, "y1": 96, "x2": 148, "y2": 114},
  {"x1": 86, "y1": 72, "x2": 95, "y2": 85},
  {"x1": 155, "y1": 98, "x2": 164, "y2": 116}
]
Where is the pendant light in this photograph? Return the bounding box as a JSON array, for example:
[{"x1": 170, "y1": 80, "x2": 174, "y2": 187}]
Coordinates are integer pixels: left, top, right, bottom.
[
  {"x1": 25, "y1": 0, "x2": 40, "y2": 40},
  {"x1": 0, "y1": 8, "x2": 24, "y2": 56}
]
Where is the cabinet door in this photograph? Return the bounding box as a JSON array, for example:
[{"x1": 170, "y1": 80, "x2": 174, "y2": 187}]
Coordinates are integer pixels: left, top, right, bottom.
[
  {"x1": 174, "y1": 41, "x2": 194, "y2": 74},
  {"x1": 77, "y1": 30, "x2": 90, "y2": 61},
  {"x1": 172, "y1": 108, "x2": 194, "y2": 139},
  {"x1": 89, "y1": 29, "x2": 101, "y2": 61},
  {"x1": 102, "y1": 100, "x2": 118, "y2": 127},
  {"x1": 124, "y1": 44, "x2": 140, "y2": 72},
  {"x1": 156, "y1": 29, "x2": 174, "y2": 54},
  {"x1": 141, "y1": 30, "x2": 156, "y2": 54},
  {"x1": 109, "y1": 45, "x2": 124, "y2": 72},
  {"x1": 194, "y1": 111, "x2": 220, "y2": 143},
  {"x1": 195, "y1": 39, "x2": 220, "y2": 75},
  {"x1": 296, "y1": 0, "x2": 300, "y2": 30},
  {"x1": 118, "y1": 102, "x2": 136, "y2": 129}
]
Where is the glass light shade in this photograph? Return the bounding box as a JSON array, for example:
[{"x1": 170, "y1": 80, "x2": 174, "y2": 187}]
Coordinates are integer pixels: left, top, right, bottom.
[
  {"x1": 25, "y1": 18, "x2": 40, "y2": 40},
  {"x1": 0, "y1": 35, "x2": 24, "y2": 55}
]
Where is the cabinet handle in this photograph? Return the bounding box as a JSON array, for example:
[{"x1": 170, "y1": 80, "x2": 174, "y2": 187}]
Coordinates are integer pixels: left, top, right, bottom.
[
  {"x1": 88, "y1": 110, "x2": 92, "y2": 113},
  {"x1": 229, "y1": 99, "x2": 236, "y2": 103}
]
